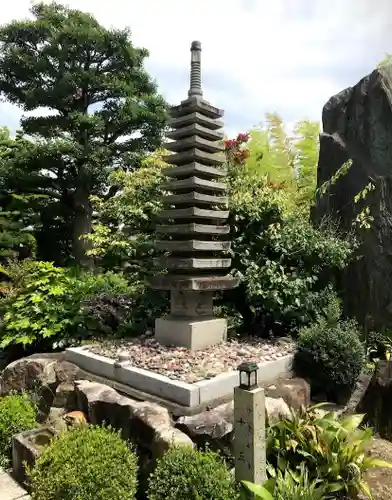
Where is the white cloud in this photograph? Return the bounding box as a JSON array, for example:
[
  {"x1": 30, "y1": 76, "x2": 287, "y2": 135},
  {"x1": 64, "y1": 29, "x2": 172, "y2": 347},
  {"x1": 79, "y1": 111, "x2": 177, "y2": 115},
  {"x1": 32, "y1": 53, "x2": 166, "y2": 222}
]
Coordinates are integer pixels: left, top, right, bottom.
[{"x1": 1, "y1": 0, "x2": 391, "y2": 137}]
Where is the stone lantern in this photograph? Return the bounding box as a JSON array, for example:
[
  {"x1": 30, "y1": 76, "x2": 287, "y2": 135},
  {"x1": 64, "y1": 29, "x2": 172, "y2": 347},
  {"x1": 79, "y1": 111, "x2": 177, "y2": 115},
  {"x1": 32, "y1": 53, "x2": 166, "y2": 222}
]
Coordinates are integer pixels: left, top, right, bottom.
[{"x1": 147, "y1": 41, "x2": 238, "y2": 350}]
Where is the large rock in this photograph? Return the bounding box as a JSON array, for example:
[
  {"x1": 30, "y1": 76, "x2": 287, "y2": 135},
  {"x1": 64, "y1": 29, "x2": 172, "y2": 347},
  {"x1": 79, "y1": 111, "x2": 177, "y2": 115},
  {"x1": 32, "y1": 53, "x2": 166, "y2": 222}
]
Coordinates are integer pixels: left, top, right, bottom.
[
  {"x1": 357, "y1": 361, "x2": 392, "y2": 439},
  {"x1": 265, "y1": 377, "x2": 310, "y2": 410},
  {"x1": 313, "y1": 65, "x2": 392, "y2": 330},
  {"x1": 0, "y1": 354, "x2": 80, "y2": 419},
  {"x1": 176, "y1": 401, "x2": 235, "y2": 457},
  {"x1": 176, "y1": 391, "x2": 292, "y2": 457},
  {"x1": 0, "y1": 354, "x2": 79, "y2": 394},
  {"x1": 73, "y1": 380, "x2": 193, "y2": 458},
  {"x1": 360, "y1": 437, "x2": 392, "y2": 500}
]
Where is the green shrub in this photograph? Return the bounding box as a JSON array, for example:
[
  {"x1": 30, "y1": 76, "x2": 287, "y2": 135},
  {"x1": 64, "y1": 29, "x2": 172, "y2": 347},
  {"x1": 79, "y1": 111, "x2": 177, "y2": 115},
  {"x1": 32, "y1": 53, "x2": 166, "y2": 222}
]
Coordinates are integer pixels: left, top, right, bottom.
[
  {"x1": 225, "y1": 169, "x2": 355, "y2": 336},
  {"x1": 242, "y1": 465, "x2": 328, "y2": 500},
  {"x1": 294, "y1": 317, "x2": 365, "y2": 402},
  {"x1": 79, "y1": 284, "x2": 169, "y2": 339},
  {"x1": 366, "y1": 330, "x2": 392, "y2": 362},
  {"x1": 29, "y1": 425, "x2": 138, "y2": 500},
  {"x1": 0, "y1": 261, "x2": 131, "y2": 350},
  {"x1": 266, "y1": 405, "x2": 392, "y2": 499},
  {"x1": 0, "y1": 261, "x2": 79, "y2": 349},
  {"x1": 147, "y1": 446, "x2": 239, "y2": 500},
  {"x1": 0, "y1": 393, "x2": 37, "y2": 466}
]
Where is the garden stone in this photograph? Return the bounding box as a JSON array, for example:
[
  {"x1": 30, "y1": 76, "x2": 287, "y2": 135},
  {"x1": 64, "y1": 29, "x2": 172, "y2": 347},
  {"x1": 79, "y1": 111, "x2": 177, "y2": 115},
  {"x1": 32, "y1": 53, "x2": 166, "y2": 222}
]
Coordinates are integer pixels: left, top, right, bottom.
[
  {"x1": 46, "y1": 407, "x2": 68, "y2": 433},
  {"x1": 313, "y1": 65, "x2": 392, "y2": 331},
  {"x1": 73, "y1": 380, "x2": 193, "y2": 458},
  {"x1": 264, "y1": 377, "x2": 310, "y2": 410},
  {"x1": 0, "y1": 354, "x2": 79, "y2": 396},
  {"x1": 359, "y1": 437, "x2": 392, "y2": 500},
  {"x1": 176, "y1": 400, "x2": 235, "y2": 457},
  {"x1": 265, "y1": 397, "x2": 291, "y2": 424},
  {"x1": 1, "y1": 357, "x2": 58, "y2": 394},
  {"x1": 12, "y1": 426, "x2": 58, "y2": 487},
  {"x1": 0, "y1": 354, "x2": 80, "y2": 421},
  {"x1": 339, "y1": 371, "x2": 372, "y2": 417},
  {"x1": 152, "y1": 427, "x2": 194, "y2": 457},
  {"x1": 52, "y1": 382, "x2": 74, "y2": 408},
  {"x1": 176, "y1": 394, "x2": 291, "y2": 457}
]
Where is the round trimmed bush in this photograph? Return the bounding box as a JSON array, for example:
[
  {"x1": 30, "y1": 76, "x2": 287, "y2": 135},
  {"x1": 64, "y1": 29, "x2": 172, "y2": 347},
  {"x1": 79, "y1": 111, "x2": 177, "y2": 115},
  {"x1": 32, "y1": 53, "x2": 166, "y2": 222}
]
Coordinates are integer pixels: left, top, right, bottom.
[
  {"x1": 147, "y1": 446, "x2": 239, "y2": 500},
  {"x1": 294, "y1": 318, "x2": 365, "y2": 402},
  {"x1": 0, "y1": 393, "x2": 37, "y2": 464},
  {"x1": 29, "y1": 425, "x2": 138, "y2": 500}
]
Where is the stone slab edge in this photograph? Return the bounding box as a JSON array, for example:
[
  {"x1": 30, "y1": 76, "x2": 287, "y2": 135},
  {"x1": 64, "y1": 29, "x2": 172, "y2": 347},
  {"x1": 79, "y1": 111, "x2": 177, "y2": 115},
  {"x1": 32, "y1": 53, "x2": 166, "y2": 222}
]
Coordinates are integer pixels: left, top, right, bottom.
[
  {"x1": 195, "y1": 354, "x2": 294, "y2": 403},
  {"x1": 0, "y1": 469, "x2": 30, "y2": 500},
  {"x1": 65, "y1": 346, "x2": 293, "y2": 408},
  {"x1": 65, "y1": 347, "x2": 199, "y2": 407}
]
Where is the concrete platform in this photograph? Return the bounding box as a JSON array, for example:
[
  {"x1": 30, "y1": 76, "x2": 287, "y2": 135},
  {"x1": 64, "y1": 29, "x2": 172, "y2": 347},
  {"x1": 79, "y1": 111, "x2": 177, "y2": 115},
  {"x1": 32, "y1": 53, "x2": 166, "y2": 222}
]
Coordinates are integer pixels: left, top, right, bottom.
[
  {"x1": 65, "y1": 346, "x2": 293, "y2": 409},
  {"x1": 0, "y1": 470, "x2": 30, "y2": 499}
]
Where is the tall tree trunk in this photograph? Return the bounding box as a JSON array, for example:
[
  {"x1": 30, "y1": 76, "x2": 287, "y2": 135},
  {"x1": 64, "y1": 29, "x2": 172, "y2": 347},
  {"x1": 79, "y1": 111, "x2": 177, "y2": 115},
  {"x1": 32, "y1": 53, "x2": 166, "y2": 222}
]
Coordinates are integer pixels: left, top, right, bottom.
[{"x1": 72, "y1": 187, "x2": 93, "y2": 269}]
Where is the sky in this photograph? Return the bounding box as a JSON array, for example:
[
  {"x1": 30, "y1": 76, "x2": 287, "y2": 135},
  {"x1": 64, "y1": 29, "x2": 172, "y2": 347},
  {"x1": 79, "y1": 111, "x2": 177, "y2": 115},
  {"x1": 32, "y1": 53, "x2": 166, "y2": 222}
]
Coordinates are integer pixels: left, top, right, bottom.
[{"x1": 0, "y1": 0, "x2": 391, "y2": 138}]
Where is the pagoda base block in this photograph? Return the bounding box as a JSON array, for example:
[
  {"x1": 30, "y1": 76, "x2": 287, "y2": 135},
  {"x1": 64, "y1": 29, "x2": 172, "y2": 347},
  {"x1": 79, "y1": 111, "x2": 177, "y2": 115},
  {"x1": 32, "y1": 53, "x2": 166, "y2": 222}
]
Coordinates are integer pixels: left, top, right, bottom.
[{"x1": 155, "y1": 316, "x2": 227, "y2": 350}]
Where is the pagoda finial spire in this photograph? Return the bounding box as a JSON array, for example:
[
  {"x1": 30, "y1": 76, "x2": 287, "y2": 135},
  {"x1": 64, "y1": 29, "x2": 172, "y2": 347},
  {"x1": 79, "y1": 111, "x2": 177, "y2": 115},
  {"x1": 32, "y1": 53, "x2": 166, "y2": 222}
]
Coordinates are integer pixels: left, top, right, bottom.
[{"x1": 188, "y1": 40, "x2": 202, "y2": 97}]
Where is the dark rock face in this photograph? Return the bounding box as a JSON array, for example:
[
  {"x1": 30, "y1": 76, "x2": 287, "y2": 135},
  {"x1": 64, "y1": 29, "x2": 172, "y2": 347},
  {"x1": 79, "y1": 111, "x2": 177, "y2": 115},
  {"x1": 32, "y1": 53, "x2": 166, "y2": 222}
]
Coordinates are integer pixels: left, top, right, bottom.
[
  {"x1": 357, "y1": 361, "x2": 392, "y2": 439},
  {"x1": 313, "y1": 66, "x2": 392, "y2": 329}
]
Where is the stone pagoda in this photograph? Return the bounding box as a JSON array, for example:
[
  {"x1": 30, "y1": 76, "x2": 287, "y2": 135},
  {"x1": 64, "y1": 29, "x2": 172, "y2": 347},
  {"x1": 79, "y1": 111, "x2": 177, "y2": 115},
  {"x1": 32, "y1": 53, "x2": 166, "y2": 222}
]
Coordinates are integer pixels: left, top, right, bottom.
[{"x1": 148, "y1": 41, "x2": 238, "y2": 350}]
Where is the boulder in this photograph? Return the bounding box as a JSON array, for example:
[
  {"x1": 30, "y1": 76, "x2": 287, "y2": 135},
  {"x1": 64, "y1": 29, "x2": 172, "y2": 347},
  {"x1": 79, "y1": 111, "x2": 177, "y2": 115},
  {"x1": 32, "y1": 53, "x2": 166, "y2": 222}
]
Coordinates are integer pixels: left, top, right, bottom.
[
  {"x1": 0, "y1": 354, "x2": 80, "y2": 419},
  {"x1": 265, "y1": 397, "x2": 291, "y2": 424},
  {"x1": 339, "y1": 371, "x2": 372, "y2": 417},
  {"x1": 73, "y1": 380, "x2": 193, "y2": 458},
  {"x1": 176, "y1": 401, "x2": 235, "y2": 457},
  {"x1": 312, "y1": 65, "x2": 392, "y2": 330},
  {"x1": 176, "y1": 393, "x2": 291, "y2": 457},
  {"x1": 360, "y1": 437, "x2": 392, "y2": 500},
  {"x1": 46, "y1": 407, "x2": 68, "y2": 433},
  {"x1": 52, "y1": 382, "x2": 74, "y2": 408},
  {"x1": 265, "y1": 377, "x2": 310, "y2": 410},
  {"x1": 357, "y1": 361, "x2": 392, "y2": 439},
  {"x1": 0, "y1": 354, "x2": 79, "y2": 394}
]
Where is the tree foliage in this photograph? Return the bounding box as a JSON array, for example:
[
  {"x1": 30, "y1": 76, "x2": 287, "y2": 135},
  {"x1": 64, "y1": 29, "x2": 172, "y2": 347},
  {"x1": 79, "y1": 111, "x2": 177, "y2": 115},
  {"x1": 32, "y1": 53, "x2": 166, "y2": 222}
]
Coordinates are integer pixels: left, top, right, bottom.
[
  {"x1": 377, "y1": 53, "x2": 392, "y2": 68},
  {"x1": 225, "y1": 164, "x2": 353, "y2": 335},
  {"x1": 0, "y1": 2, "x2": 167, "y2": 266},
  {"x1": 232, "y1": 113, "x2": 320, "y2": 213},
  {"x1": 86, "y1": 149, "x2": 166, "y2": 273},
  {"x1": 0, "y1": 127, "x2": 39, "y2": 262}
]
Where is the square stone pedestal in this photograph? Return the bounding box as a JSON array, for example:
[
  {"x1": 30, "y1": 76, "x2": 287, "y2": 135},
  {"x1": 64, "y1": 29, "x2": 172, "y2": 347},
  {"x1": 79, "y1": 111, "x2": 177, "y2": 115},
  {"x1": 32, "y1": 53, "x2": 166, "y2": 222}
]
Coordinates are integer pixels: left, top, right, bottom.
[{"x1": 155, "y1": 316, "x2": 227, "y2": 350}]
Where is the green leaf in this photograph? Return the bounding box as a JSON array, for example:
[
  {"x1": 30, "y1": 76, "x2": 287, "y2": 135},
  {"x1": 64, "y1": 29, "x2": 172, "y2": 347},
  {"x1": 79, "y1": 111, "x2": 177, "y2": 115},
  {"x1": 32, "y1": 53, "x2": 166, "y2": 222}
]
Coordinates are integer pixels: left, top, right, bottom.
[
  {"x1": 358, "y1": 479, "x2": 373, "y2": 499},
  {"x1": 364, "y1": 457, "x2": 392, "y2": 469},
  {"x1": 340, "y1": 413, "x2": 365, "y2": 432},
  {"x1": 242, "y1": 481, "x2": 273, "y2": 500}
]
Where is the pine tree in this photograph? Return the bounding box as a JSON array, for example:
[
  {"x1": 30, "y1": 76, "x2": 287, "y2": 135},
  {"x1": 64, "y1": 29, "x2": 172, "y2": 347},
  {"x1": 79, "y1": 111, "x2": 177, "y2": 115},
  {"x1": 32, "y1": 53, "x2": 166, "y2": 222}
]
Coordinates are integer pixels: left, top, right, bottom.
[{"x1": 0, "y1": 2, "x2": 167, "y2": 266}]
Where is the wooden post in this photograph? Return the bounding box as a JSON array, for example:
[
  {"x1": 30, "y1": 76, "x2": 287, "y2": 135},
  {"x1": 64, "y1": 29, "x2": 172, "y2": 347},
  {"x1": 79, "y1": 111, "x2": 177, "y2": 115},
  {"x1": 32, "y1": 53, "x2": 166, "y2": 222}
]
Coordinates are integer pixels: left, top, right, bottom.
[{"x1": 234, "y1": 386, "x2": 267, "y2": 485}]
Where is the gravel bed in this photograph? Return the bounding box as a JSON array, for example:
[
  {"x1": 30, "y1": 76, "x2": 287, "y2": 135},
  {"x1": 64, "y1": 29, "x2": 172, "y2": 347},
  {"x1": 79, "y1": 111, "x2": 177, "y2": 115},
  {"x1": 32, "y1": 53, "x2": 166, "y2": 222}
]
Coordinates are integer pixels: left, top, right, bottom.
[{"x1": 87, "y1": 334, "x2": 296, "y2": 383}]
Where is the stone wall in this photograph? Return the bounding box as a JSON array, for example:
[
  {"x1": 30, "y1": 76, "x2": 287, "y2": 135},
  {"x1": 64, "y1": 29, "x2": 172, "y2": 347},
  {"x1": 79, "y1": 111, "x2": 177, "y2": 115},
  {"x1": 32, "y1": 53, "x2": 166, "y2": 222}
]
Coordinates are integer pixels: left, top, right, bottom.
[{"x1": 0, "y1": 354, "x2": 310, "y2": 465}]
